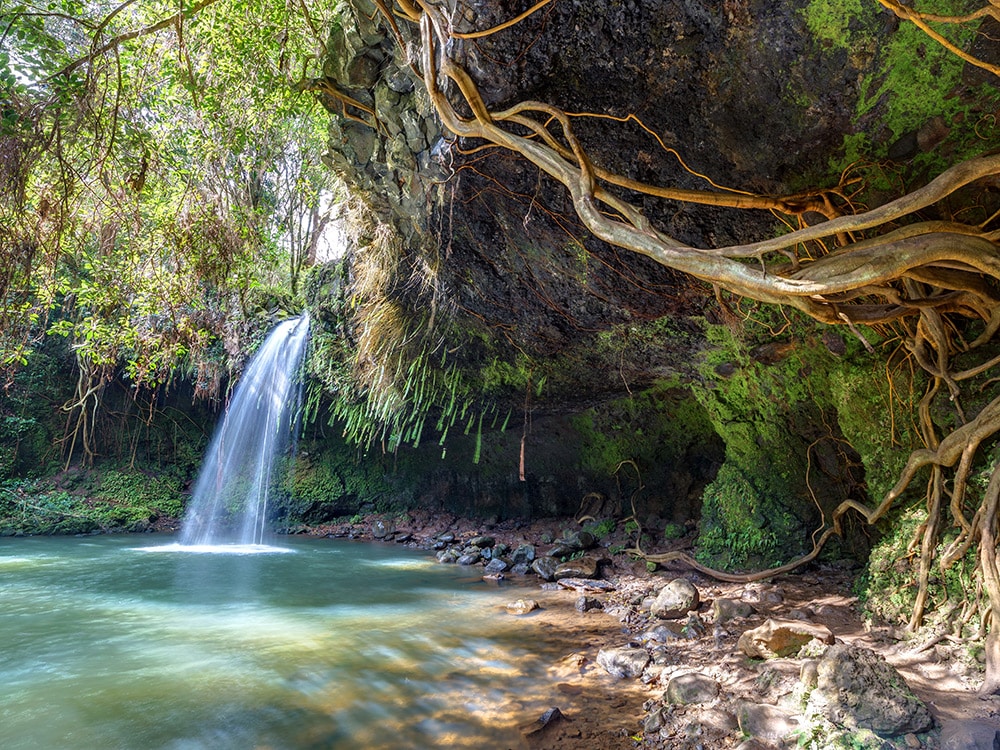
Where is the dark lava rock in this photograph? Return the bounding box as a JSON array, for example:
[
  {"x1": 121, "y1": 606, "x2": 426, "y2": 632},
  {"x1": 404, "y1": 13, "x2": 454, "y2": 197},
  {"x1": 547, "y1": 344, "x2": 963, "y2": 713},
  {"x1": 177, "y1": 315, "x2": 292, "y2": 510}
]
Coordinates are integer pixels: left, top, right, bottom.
[
  {"x1": 483, "y1": 557, "x2": 508, "y2": 574},
  {"x1": 531, "y1": 556, "x2": 560, "y2": 581},
  {"x1": 554, "y1": 555, "x2": 598, "y2": 579},
  {"x1": 511, "y1": 544, "x2": 536, "y2": 565}
]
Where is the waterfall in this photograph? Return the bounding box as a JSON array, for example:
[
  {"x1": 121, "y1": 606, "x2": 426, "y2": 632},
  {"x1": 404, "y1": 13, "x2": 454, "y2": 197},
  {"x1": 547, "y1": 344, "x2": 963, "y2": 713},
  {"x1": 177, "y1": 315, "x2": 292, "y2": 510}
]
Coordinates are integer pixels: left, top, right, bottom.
[{"x1": 179, "y1": 314, "x2": 310, "y2": 547}]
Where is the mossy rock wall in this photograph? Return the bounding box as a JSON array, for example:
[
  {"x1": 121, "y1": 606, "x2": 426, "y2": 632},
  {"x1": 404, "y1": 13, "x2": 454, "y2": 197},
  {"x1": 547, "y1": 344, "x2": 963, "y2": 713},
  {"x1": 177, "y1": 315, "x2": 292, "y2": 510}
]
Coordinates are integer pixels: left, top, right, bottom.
[
  {"x1": 281, "y1": 383, "x2": 723, "y2": 524},
  {"x1": 688, "y1": 309, "x2": 889, "y2": 570}
]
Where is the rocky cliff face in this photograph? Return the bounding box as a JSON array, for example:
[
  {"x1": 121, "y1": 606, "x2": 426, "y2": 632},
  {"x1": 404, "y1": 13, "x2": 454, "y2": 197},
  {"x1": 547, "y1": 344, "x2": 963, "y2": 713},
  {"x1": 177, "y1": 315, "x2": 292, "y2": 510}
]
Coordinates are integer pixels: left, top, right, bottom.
[
  {"x1": 318, "y1": 0, "x2": 894, "y2": 360},
  {"x1": 307, "y1": 0, "x2": 984, "y2": 552}
]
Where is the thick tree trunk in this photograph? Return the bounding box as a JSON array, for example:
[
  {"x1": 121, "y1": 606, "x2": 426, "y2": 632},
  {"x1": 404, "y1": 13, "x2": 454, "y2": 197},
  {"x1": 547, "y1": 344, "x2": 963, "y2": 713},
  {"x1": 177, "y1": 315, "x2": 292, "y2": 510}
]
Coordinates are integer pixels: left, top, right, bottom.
[
  {"x1": 981, "y1": 620, "x2": 1000, "y2": 697},
  {"x1": 978, "y1": 463, "x2": 1000, "y2": 696}
]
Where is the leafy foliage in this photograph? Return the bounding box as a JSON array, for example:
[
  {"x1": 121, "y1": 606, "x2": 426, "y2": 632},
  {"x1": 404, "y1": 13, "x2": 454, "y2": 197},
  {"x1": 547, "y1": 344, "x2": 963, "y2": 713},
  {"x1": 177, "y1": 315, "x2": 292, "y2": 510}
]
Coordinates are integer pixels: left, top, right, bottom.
[{"x1": 0, "y1": 0, "x2": 342, "y2": 422}]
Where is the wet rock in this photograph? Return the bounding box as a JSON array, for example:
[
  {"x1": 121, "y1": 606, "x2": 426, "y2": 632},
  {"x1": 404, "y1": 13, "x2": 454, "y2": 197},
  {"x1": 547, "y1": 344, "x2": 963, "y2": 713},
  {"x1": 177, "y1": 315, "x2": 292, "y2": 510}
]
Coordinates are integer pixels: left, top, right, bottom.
[
  {"x1": 436, "y1": 548, "x2": 459, "y2": 563},
  {"x1": 940, "y1": 719, "x2": 1000, "y2": 750},
  {"x1": 438, "y1": 532, "x2": 455, "y2": 543},
  {"x1": 737, "y1": 618, "x2": 835, "y2": 659},
  {"x1": 575, "y1": 596, "x2": 603, "y2": 612},
  {"x1": 664, "y1": 672, "x2": 720, "y2": 705},
  {"x1": 651, "y1": 578, "x2": 700, "y2": 620},
  {"x1": 506, "y1": 598, "x2": 540, "y2": 615},
  {"x1": 554, "y1": 555, "x2": 598, "y2": 579},
  {"x1": 372, "y1": 519, "x2": 393, "y2": 539},
  {"x1": 468, "y1": 535, "x2": 495, "y2": 548},
  {"x1": 596, "y1": 646, "x2": 650, "y2": 679},
  {"x1": 531, "y1": 556, "x2": 560, "y2": 581},
  {"x1": 737, "y1": 702, "x2": 800, "y2": 742},
  {"x1": 808, "y1": 644, "x2": 934, "y2": 737},
  {"x1": 712, "y1": 597, "x2": 754, "y2": 622},
  {"x1": 520, "y1": 706, "x2": 565, "y2": 736},
  {"x1": 510, "y1": 544, "x2": 536, "y2": 565},
  {"x1": 456, "y1": 552, "x2": 481, "y2": 565},
  {"x1": 483, "y1": 557, "x2": 508, "y2": 574},
  {"x1": 510, "y1": 562, "x2": 531, "y2": 575}
]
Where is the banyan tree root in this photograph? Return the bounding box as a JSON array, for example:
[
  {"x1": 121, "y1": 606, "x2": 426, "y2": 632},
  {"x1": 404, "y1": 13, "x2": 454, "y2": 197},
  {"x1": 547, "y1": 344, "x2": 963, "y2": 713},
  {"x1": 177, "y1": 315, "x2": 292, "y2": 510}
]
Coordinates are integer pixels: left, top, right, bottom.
[{"x1": 364, "y1": 0, "x2": 1000, "y2": 689}]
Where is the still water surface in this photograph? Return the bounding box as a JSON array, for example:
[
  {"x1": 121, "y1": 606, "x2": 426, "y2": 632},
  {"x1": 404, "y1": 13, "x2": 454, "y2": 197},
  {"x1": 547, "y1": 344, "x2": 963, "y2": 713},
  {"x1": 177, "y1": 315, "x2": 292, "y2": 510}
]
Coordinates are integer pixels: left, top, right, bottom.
[{"x1": 0, "y1": 535, "x2": 559, "y2": 749}]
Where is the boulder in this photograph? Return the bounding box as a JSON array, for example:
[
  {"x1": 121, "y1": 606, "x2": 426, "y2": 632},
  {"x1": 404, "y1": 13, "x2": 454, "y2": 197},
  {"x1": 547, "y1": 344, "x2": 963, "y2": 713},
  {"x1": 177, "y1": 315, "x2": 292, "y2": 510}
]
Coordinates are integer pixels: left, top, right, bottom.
[
  {"x1": 940, "y1": 719, "x2": 1000, "y2": 750},
  {"x1": 436, "y1": 548, "x2": 459, "y2": 563},
  {"x1": 664, "y1": 672, "x2": 720, "y2": 705},
  {"x1": 468, "y1": 535, "x2": 495, "y2": 548},
  {"x1": 737, "y1": 702, "x2": 800, "y2": 742},
  {"x1": 506, "y1": 598, "x2": 539, "y2": 615},
  {"x1": 531, "y1": 556, "x2": 560, "y2": 581},
  {"x1": 737, "y1": 618, "x2": 834, "y2": 659},
  {"x1": 547, "y1": 530, "x2": 597, "y2": 558},
  {"x1": 520, "y1": 706, "x2": 565, "y2": 737},
  {"x1": 808, "y1": 644, "x2": 934, "y2": 737},
  {"x1": 483, "y1": 557, "x2": 508, "y2": 574},
  {"x1": 596, "y1": 646, "x2": 650, "y2": 679},
  {"x1": 639, "y1": 623, "x2": 684, "y2": 643},
  {"x1": 554, "y1": 555, "x2": 598, "y2": 579},
  {"x1": 650, "y1": 578, "x2": 700, "y2": 620},
  {"x1": 713, "y1": 597, "x2": 754, "y2": 622},
  {"x1": 510, "y1": 544, "x2": 536, "y2": 565},
  {"x1": 556, "y1": 577, "x2": 615, "y2": 592}
]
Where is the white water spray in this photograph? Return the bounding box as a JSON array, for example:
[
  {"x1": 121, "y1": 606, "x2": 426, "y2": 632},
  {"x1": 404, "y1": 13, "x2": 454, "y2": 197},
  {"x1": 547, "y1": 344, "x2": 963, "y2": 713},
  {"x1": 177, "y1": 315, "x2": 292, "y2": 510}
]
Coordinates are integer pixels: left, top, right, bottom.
[{"x1": 178, "y1": 315, "x2": 310, "y2": 548}]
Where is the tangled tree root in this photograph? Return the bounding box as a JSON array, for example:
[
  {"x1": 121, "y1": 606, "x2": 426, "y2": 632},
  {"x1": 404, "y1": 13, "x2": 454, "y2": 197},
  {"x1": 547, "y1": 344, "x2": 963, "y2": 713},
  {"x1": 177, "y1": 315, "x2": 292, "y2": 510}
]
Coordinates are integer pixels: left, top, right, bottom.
[{"x1": 361, "y1": 0, "x2": 1000, "y2": 690}]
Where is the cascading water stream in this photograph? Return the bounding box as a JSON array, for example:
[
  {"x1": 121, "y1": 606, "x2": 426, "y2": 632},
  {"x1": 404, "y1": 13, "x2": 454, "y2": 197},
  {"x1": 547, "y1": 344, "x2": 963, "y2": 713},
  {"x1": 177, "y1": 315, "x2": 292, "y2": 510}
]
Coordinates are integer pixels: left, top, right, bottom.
[{"x1": 179, "y1": 314, "x2": 310, "y2": 548}]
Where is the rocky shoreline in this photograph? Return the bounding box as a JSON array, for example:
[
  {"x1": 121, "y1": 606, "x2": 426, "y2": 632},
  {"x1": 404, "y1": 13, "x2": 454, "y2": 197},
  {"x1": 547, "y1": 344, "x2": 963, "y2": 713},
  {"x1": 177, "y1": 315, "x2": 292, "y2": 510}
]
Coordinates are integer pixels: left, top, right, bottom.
[{"x1": 298, "y1": 510, "x2": 1000, "y2": 749}]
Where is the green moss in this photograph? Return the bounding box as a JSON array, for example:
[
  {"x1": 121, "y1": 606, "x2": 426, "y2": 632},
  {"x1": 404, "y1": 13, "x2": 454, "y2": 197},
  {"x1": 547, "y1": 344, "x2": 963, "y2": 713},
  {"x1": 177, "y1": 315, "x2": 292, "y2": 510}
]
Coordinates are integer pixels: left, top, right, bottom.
[
  {"x1": 689, "y1": 308, "x2": 876, "y2": 570},
  {"x1": 803, "y1": 0, "x2": 998, "y2": 176},
  {"x1": 570, "y1": 380, "x2": 716, "y2": 477},
  {"x1": 802, "y1": 0, "x2": 873, "y2": 50},
  {"x1": 280, "y1": 435, "x2": 393, "y2": 524},
  {"x1": 96, "y1": 470, "x2": 185, "y2": 519},
  {"x1": 696, "y1": 463, "x2": 801, "y2": 570},
  {"x1": 0, "y1": 468, "x2": 183, "y2": 535}
]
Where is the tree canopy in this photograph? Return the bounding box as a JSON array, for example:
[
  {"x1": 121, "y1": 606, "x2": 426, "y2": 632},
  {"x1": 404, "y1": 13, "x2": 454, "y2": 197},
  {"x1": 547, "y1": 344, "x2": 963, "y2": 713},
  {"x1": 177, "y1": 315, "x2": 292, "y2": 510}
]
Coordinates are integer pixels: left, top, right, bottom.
[{"x1": 0, "y1": 0, "x2": 341, "y2": 398}]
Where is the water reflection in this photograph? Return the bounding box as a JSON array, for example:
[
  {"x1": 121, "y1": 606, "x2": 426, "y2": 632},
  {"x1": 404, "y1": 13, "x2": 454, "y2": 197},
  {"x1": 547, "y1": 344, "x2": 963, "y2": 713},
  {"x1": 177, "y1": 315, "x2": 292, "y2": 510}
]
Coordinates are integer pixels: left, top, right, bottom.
[{"x1": 0, "y1": 535, "x2": 574, "y2": 749}]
